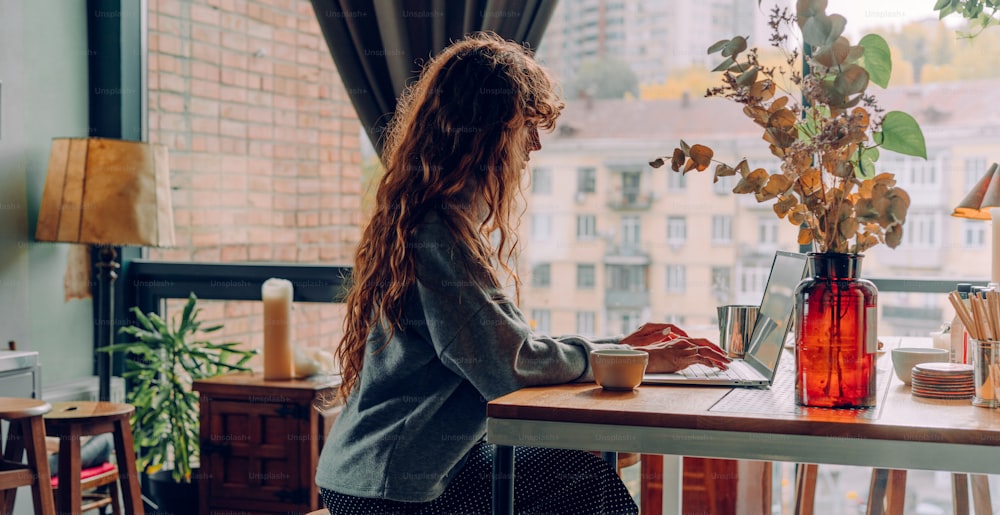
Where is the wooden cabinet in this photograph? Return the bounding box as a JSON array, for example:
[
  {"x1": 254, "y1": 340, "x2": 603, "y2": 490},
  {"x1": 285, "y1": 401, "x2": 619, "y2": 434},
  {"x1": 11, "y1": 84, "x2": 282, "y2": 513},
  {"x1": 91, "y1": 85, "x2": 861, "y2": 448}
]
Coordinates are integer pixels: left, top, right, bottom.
[{"x1": 193, "y1": 373, "x2": 341, "y2": 515}]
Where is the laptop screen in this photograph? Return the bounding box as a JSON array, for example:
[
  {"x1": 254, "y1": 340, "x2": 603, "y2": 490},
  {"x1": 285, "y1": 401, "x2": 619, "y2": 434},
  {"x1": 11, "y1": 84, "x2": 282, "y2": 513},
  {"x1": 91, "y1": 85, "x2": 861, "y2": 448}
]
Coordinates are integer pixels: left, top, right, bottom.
[{"x1": 744, "y1": 251, "x2": 809, "y2": 379}]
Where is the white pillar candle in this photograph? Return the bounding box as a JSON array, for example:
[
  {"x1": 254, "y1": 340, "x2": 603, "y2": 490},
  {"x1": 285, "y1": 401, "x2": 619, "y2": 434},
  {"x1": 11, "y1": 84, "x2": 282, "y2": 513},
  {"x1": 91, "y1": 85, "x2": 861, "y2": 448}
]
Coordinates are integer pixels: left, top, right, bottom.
[
  {"x1": 992, "y1": 208, "x2": 1000, "y2": 285},
  {"x1": 262, "y1": 278, "x2": 294, "y2": 380}
]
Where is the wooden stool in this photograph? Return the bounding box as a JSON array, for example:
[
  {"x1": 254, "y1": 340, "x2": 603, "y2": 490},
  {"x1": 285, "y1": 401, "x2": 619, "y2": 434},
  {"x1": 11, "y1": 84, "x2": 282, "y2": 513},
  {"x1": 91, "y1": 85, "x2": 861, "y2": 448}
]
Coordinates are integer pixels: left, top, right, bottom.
[
  {"x1": 44, "y1": 401, "x2": 144, "y2": 515},
  {"x1": 0, "y1": 397, "x2": 55, "y2": 515},
  {"x1": 795, "y1": 465, "x2": 992, "y2": 515},
  {"x1": 52, "y1": 463, "x2": 121, "y2": 515}
]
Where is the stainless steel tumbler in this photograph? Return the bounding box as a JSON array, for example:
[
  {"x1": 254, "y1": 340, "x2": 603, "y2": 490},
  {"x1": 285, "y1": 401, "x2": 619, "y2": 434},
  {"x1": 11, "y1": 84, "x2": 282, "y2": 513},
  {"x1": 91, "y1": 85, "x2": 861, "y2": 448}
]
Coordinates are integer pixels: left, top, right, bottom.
[{"x1": 717, "y1": 304, "x2": 759, "y2": 358}]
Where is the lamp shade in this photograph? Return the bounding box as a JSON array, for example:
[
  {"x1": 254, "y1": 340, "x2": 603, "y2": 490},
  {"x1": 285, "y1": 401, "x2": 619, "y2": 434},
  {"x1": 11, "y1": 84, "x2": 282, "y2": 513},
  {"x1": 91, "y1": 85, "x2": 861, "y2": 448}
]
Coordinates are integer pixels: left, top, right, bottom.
[
  {"x1": 35, "y1": 138, "x2": 175, "y2": 247},
  {"x1": 953, "y1": 162, "x2": 1000, "y2": 220}
]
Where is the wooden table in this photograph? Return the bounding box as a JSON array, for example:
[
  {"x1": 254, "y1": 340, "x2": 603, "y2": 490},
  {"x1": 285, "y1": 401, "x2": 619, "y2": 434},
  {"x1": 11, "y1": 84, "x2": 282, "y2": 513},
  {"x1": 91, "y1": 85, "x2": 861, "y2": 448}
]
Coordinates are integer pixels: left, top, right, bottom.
[{"x1": 486, "y1": 351, "x2": 1000, "y2": 514}]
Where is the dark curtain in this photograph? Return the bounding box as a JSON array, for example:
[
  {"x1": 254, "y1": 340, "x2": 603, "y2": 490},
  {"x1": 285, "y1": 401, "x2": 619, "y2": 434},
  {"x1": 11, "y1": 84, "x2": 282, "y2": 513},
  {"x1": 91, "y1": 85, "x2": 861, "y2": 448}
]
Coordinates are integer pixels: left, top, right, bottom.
[{"x1": 309, "y1": 0, "x2": 559, "y2": 158}]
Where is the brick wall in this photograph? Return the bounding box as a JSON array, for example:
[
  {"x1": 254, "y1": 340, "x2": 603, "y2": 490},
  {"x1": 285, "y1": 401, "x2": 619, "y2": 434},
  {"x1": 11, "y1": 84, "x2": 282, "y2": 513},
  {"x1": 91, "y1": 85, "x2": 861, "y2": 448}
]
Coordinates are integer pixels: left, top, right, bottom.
[{"x1": 146, "y1": 0, "x2": 360, "y2": 357}]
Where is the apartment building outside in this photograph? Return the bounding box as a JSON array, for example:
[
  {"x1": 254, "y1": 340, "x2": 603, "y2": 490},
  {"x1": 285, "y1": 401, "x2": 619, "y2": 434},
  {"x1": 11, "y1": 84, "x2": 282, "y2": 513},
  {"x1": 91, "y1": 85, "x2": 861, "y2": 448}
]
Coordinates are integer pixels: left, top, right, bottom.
[
  {"x1": 537, "y1": 0, "x2": 782, "y2": 86},
  {"x1": 520, "y1": 79, "x2": 999, "y2": 340}
]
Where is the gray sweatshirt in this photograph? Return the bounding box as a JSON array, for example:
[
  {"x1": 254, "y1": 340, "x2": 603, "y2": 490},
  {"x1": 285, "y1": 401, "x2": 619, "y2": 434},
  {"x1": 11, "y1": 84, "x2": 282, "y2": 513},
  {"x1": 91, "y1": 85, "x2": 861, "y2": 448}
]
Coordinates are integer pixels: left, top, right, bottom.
[{"x1": 315, "y1": 210, "x2": 624, "y2": 502}]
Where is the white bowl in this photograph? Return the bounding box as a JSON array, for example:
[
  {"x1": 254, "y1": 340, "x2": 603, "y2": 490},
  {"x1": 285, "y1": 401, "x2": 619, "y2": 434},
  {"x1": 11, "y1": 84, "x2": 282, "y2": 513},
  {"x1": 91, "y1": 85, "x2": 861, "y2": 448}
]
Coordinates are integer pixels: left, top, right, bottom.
[{"x1": 891, "y1": 347, "x2": 949, "y2": 385}]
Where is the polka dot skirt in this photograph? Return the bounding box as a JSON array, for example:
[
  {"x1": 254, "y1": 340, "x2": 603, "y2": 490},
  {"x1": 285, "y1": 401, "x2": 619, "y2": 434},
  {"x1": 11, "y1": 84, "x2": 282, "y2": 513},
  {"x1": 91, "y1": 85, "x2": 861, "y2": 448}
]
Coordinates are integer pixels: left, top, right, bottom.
[{"x1": 321, "y1": 441, "x2": 638, "y2": 514}]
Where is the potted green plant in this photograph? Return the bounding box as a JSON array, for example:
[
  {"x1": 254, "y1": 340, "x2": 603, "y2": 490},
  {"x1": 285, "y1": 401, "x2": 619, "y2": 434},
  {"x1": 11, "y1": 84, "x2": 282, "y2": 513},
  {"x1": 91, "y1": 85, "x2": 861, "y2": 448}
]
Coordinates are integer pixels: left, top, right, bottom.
[
  {"x1": 651, "y1": 0, "x2": 926, "y2": 408},
  {"x1": 104, "y1": 292, "x2": 256, "y2": 512}
]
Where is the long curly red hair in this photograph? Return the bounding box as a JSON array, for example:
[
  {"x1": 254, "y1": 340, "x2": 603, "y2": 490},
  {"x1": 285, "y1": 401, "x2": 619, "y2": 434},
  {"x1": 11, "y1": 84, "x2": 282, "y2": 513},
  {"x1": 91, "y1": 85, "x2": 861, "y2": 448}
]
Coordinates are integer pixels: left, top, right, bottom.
[{"x1": 336, "y1": 32, "x2": 563, "y2": 401}]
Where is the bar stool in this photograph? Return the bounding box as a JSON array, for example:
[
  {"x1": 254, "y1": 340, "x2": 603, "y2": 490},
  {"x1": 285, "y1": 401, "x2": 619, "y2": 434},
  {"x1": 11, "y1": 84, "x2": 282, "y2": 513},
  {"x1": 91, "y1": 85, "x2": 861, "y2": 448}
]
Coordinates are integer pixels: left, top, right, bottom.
[
  {"x1": 0, "y1": 397, "x2": 55, "y2": 515},
  {"x1": 51, "y1": 463, "x2": 121, "y2": 515},
  {"x1": 44, "y1": 401, "x2": 144, "y2": 515},
  {"x1": 795, "y1": 465, "x2": 992, "y2": 515}
]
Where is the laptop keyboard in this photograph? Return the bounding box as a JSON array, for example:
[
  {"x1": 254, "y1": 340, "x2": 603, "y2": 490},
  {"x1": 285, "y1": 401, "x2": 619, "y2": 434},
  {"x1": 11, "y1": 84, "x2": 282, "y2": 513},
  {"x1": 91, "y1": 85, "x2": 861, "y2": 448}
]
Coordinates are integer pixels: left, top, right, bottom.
[{"x1": 679, "y1": 360, "x2": 759, "y2": 380}]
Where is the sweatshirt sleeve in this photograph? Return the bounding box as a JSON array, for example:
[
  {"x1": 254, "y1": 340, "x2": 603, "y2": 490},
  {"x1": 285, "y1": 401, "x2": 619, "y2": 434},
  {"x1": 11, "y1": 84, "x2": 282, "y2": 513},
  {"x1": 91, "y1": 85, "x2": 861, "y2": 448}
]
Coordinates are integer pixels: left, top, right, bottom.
[{"x1": 411, "y1": 218, "x2": 626, "y2": 401}]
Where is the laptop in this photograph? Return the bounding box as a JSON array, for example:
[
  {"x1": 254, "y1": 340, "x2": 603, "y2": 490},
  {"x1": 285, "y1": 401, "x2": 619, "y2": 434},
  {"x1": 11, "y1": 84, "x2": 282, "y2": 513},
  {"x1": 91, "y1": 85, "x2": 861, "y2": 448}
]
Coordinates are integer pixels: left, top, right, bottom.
[{"x1": 642, "y1": 250, "x2": 808, "y2": 388}]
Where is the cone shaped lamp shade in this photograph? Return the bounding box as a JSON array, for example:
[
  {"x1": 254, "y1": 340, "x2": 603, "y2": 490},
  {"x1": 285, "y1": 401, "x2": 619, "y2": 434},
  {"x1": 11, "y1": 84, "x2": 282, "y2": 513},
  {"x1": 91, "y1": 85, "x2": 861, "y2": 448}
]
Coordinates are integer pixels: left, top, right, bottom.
[
  {"x1": 35, "y1": 138, "x2": 175, "y2": 247},
  {"x1": 953, "y1": 162, "x2": 1000, "y2": 283}
]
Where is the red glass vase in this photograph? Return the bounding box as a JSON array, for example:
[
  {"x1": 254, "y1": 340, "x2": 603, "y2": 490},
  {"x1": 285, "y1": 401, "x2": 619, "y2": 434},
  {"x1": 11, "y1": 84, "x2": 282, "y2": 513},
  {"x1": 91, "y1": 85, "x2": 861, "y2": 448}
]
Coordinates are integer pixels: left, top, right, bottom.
[{"x1": 795, "y1": 253, "x2": 878, "y2": 408}]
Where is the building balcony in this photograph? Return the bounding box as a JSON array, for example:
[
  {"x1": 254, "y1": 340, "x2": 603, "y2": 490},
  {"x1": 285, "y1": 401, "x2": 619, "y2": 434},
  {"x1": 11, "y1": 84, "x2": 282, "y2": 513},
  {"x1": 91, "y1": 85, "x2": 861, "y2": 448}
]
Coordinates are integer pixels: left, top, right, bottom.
[
  {"x1": 603, "y1": 245, "x2": 651, "y2": 265},
  {"x1": 605, "y1": 289, "x2": 651, "y2": 309},
  {"x1": 606, "y1": 190, "x2": 654, "y2": 210}
]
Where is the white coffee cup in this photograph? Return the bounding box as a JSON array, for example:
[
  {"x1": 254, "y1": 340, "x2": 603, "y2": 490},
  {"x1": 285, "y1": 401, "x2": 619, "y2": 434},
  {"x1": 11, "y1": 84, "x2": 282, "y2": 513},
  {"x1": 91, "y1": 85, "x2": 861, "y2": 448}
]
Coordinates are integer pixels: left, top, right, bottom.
[{"x1": 590, "y1": 349, "x2": 649, "y2": 391}]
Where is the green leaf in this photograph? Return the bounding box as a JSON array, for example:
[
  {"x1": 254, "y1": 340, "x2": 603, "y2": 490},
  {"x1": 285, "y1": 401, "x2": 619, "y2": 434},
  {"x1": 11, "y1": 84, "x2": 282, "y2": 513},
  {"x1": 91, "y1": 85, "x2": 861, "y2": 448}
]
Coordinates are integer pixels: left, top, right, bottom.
[
  {"x1": 736, "y1": 67, "x2": 759, "y2": 87},
  {"x1": 722, "y1": 36, "x2": 747, "y2": 57},
  {"x1": 712, "y1": 56, "x2": 736, "y2": 72},
  {"x1": 934, "y1": 0, "x2": 952, "y2": 9},
  {"x1": 824, "y1": 14, "x2": 847, "y2": 45},
  {"x1": 833, "y1": 64, "x2": 869, "y2": 96},
  {"x1": 859, "y1": 34, "x2": 892, "y2": 88},
  {"x1": 802, "y1": 15, "x2": 833, "y2": 47},
  {"x1": 707, "y1": 39, "x2": 729, "y2": 54},
  {"x1": 875, "y1": 111, "x2": 927, "y2": 159},
  {"x1": 857, "y1": 146, "x2": 880, "y2": 179}
]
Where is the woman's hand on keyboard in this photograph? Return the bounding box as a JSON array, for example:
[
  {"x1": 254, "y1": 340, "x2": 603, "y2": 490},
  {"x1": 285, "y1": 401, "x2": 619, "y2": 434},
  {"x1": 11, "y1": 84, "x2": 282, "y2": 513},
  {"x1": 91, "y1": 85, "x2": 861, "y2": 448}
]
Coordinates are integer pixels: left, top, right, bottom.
[
  {"x1": 619, "y1": 323, "x2": 689, "y2": 347},
  {"x1": 631, "y1": 337, "x2": 731, "y2": 373}
]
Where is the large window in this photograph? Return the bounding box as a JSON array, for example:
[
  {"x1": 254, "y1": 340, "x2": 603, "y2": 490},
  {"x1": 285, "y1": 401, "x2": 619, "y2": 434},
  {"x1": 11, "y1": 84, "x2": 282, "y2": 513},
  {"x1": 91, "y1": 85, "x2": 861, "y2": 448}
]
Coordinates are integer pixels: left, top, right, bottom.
[
  {"x1": 621, "y1": 215, "x2": 641, "y2": 251},
  {"x1": 576, "y1": 311, "x2": 596, "y2": 336},
  {"x1": 667, "y1": 171, "x2": 687, "y2": 191},
  {"x1": 758, "y1": 218, "x2": 778, "y2": 245},
  {"x1": 621, "y1": 171, "x2": 642, "y2": 203},
  {"x1": 577, "y1": 264, "x2": 596, "y2": 289},
  {"x1": 532, "y1": 167, "x2": 553, "y2": 194},
  {"x1": 607, "y1": 265, "x2": 646, "y2": 292},
  {"x1": 577, "y1": 166, "x2": 596, "y2": 193},
  {"x1": 905, "y1": 212, "x2": 939, "y2": 249},
  {"x1": 711, "y1": 266, "x2": 731, "y2": 303},
  {"x1": 531, "y1": 214, "x2": 553, "y2": 241},
  {"x1": 667, "y1": 216, "x2": 686, "y2": 247},
  {"x1": 711, "y1": 215, "x2": 732, "y2": 244},
  {"x1": 665, "y1": 264, "x2": 686, "y2": 293},
  {"x1": 531, "y1": 263, "x2": 551, "y2": 288},
  {"x1": 966, "y1": 157, "x2": 989, "y2": 189},
  {"x1": 527, "y1": 1, "x2": 989, "y2": 506},
  {"x1": 577, "y1": 214, "x2": 597, "y2": 240},
  {"x1": 531, "y1": 309, "x2": 551, "y2": 333},
  {"x1": 145, "y1": 0, "x2": 363, "y2": 351},
  {"x1": 964, "y1": 220, "x2": 986, "y2": 249}
]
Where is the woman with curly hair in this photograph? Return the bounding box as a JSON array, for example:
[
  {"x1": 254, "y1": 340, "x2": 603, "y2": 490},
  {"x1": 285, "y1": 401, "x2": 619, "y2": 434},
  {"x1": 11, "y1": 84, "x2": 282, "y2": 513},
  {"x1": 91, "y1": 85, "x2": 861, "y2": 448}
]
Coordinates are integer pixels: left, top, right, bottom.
[{"x1": 315, "y1": 32, "x2": 729, "y2": 514}]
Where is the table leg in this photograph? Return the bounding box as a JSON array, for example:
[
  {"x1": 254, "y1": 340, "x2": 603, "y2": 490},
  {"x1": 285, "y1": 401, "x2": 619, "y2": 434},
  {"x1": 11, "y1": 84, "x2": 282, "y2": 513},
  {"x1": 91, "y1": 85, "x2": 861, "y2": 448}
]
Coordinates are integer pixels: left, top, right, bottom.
[
  {"x1": 24, "y1": 416, "x2": 55, "y2": 515},
  {"x1": 970, "y1": 474, "x2": 991, "y2": 515},
  {"x1": 866, "y1": 468, "x2": 890, "y2": 515},
  {"x1": 793, "y1": 463, "x2": 818, "y2": 515},
  {"x1": 492, "y1": 444, "x2": 514, "y2": 515},
  {"x1": 953, "y1": 473, "x2": 970, "y2": 515},
  {"x1": 884, "y1": 469, "x2": 907, "y2": 515},
  {"x1": 112, "y1": 417, "x2": 145, "y2": 514},
  {"x1": 56, "y1": 426, "x2": 82, "y2": 515}
]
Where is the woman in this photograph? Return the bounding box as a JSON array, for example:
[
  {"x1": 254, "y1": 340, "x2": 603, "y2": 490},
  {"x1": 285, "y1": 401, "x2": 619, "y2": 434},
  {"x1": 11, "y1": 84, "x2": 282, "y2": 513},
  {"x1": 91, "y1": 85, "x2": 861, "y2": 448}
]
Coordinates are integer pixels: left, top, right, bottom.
[{"x1": 316, "y1": 32, "x2": 730, "y2": 514}]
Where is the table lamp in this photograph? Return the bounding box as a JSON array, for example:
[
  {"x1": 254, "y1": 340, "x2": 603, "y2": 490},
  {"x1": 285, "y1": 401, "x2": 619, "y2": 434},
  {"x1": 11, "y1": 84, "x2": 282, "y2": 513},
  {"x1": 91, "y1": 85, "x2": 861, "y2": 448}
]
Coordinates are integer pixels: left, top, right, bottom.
[
  {"x1": 35, "y1": 138, "x2": 175, "y2": 401},
  {"x1": 953, "y1": 162, "x2": 1000, "y2": 283}
]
